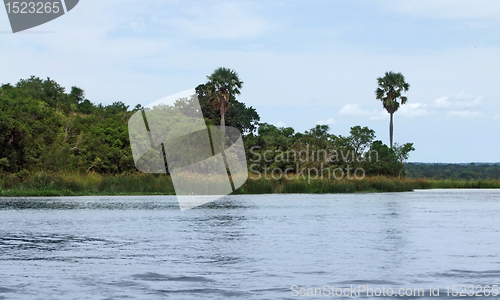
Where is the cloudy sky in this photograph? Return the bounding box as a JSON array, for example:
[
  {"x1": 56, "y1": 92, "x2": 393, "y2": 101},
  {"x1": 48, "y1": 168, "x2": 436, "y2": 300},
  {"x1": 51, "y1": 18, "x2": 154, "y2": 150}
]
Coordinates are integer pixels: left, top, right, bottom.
[{"x1": 1, "y1": 0, "x2": 500, "y2": 162}]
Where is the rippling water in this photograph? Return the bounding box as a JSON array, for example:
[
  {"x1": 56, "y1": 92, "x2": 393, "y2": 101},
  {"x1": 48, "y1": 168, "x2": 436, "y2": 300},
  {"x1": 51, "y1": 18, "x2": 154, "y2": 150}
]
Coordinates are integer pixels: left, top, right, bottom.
[{"x1": 1, "y1": 190, "x2": 500, "y2": 299}]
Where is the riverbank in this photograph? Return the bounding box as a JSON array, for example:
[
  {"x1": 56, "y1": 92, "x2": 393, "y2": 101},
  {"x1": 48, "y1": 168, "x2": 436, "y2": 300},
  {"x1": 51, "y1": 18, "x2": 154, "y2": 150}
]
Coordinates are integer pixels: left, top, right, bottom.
[{"x1": 1, "y1": 172, "x2": 499, "y2": 197}]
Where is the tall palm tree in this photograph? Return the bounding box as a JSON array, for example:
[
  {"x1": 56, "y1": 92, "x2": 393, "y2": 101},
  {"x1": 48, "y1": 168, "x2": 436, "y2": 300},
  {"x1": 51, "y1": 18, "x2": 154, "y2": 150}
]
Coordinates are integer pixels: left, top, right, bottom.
[
  {"x1": 375, "y1": 71, "x2": 410, "y2": 148},
  {"x1": 206, "y1": 67, "x2": 243, "y2": 135}
]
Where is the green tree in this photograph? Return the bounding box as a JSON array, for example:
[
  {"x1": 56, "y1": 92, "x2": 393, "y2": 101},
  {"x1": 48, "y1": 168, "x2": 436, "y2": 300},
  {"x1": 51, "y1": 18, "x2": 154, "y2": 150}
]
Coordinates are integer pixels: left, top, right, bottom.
[
  {"x1": 364, "y1": 141, "x2": 402, "y2": 176},
  {"x1": 196, "y1": 84, "x2": 259, "y2": 135},
  {"x1": 349, "y1": 126, "x2": 375, "y2": 162},
  {"x1": 0, "y1": 85, "x2": 60, "y2": 173},
  {"x1": 393, "y1": 142, "x2": 415, "y2": 178},
  {"x1": 375, "y1": 71, "x2": 410, "y2": 148},
  {"x1": 393, "y1": 142, "x2": 415, "y2": 164},
  {"x1": 69, "y1": 86, "x2": 85, "y2": 105},
  {"x1": 205, "y1": 67, "x2": 243, "y2": 135}
]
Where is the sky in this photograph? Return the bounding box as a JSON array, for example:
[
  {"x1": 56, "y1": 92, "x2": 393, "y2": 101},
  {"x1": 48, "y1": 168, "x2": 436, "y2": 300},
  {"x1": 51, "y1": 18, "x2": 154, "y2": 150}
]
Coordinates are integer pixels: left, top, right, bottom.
[{"x1": 1, "y1": 0, "x2": 500, "y2": 163}]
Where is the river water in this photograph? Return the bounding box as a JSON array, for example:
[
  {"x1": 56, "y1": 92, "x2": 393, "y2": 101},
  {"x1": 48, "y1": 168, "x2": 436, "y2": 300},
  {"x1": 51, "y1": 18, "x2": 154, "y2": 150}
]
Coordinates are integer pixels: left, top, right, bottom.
[{"x1": 1, "y1": 190, "x2": 500, "y2": 299}]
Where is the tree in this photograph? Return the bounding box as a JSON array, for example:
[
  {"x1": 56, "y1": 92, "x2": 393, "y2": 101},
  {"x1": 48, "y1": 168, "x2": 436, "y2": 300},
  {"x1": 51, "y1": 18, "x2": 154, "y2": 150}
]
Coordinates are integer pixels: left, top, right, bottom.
[
  {"x1": 393, "y1": 142, "x2": 415, "y2": 178},
  {"x1": 375, "y1": 71, "x2": 410, "y2": 148},
  {"x1": 364, "y1": 140, "x2": 402, "y2": 176},
  {"x1": 196, "y1": 84, "x2": 259, "y2": 136},
  {"x1": 303, "y1": 125, "x2": 332, "y2": 148},
  {"x1": 69, "y1": 86, "x2": 85, "y2": 105},
  {"x1": 393, "y1": 142, "x2": 415, "y2": 164},
  {"x1": 349, "y1": 126, "x2": 375, "y2": 163},
  {"x1": 205, "y1": 67, "x2": 243, "y2": 135}
]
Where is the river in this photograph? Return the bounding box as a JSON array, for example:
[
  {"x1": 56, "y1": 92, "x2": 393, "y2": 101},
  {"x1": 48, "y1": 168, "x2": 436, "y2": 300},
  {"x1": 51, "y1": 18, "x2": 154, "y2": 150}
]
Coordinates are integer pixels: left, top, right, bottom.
[{"x1": 1, "y1": 190, "x2": 500, "y2": 299}]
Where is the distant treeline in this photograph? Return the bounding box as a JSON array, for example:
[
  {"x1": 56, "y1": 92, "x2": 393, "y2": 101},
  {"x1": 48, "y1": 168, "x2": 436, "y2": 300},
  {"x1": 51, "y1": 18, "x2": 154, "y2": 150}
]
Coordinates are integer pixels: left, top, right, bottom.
[{"x1": 405, "y1": 163, "x2": 500, "y2": 180}]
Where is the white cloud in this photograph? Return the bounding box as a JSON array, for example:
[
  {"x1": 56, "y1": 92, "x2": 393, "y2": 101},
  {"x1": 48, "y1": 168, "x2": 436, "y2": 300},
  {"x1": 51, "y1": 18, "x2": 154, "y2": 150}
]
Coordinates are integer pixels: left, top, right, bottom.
[
  {"x1": 433, "y1": 96, "x2": 453, "y2": 108},
  {"x1": 456, "y1": 97, "x2": 482, "y2": 108},
  {"x1": 398, "y1": 102, "x2": 431, "y2": 118},
  {"x1": 338, "y1": 102, "x2": 429, "y2": 120},
  {"x1": 368, "y1": 111, "x2": 388, "y2": 121},
  {"x1": 448, "y1": 110, "x2": 482, "y2": 118},
  {"x1": 316, "y1": 118, "x2": 336, "y2": 126},
  {"x1": 338, "y1": 103, "x2": 386, "y2": 120},
  {"x1": 338, "y1": 94, "x2": 486, "y2": 121},
  {"x1": 432, "y1": 93, "x2": 482, "y2": 110},
  {"x1": 338, "y1": 104, "x2": 376, "y2": 116}
]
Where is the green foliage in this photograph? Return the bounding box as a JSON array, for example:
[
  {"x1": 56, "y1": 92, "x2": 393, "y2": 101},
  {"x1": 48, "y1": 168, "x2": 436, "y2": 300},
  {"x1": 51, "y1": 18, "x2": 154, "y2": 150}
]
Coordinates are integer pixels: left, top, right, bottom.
[
  {"x1": 375, "y1": 71, "x2": 410, "y2": 114},
  {"x1": 363, "y1": 141, "x2": 403, "y2": 176},
  {"x1": 349, "y1": 126, "x2": 375, "y2": 162},
  {"x1": 247, "y1": 123, "x2": 407, "y2": 178},
  {"x1": 0, "y1": 77, "x2": 133, "y2": 174},
  {"x1": 196, "y1": 83, "x2": 260, "y2": 135},
  {"x1": 1, "y1": 75, "x2": 417, "y2": 191},
  {"x1": 393, "y1": 142, "x2": 415, "y2": 163}
]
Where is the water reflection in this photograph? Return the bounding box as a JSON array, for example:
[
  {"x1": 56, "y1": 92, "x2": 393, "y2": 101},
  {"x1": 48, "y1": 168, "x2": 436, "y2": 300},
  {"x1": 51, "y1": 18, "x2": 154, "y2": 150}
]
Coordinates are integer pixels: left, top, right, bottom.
[
  {"x1": 380, "y1": 199, "x2": 411, "y2": 270},
  {"x1": 185, "y1": 197, "x2": 251, "y2": 266}
]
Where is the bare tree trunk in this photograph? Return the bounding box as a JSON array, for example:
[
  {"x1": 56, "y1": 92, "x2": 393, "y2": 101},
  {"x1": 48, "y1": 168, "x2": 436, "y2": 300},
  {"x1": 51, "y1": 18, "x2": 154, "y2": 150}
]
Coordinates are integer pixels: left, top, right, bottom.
[{"x1": 389, "y1": 112, "x2": 394, "y2": 149}]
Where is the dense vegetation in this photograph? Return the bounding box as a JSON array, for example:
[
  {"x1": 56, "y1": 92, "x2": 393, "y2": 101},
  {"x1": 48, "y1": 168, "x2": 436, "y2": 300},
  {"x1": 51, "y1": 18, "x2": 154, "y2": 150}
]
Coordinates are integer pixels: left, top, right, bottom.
[
  {"x1": 0, "y1": 76, "x2": 260, "y2": 176},
  {"x1": 1, "y1": 76, "x2": 137, "y2": 175},
  {"x1": 1, "y1": 75, "x2": 498, "y2": 195},
  {"x1": 0, "y1": 76, "x2": 410, "y2": 177}
]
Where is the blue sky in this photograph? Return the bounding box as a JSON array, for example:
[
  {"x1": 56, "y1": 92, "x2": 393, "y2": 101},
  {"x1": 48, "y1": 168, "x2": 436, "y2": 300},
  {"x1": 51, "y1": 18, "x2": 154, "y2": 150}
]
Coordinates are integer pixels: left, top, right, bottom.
[{"x1": 1, "y1": 0, "x2": 500, "y2": 162}]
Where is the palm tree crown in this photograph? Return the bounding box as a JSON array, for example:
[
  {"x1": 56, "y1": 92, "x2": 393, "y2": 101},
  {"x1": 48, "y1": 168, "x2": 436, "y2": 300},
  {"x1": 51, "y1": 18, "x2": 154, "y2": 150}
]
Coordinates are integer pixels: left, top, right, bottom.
[{"x1": 206, "y1": 67, "x2": 243, "y2": 119}]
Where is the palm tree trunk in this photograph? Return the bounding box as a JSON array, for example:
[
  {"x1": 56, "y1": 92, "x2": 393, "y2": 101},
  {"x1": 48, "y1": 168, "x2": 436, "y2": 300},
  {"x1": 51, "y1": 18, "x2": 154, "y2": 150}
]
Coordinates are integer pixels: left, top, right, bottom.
[
  {"x1": 220, "y1": 101, "x2": 226, "y2": 152},
  {"x1": 389, "y1": 112, "x2": 393, "y2": 149},
  {"x1": 220, "y1": 111, "x2": 225, "y2": 134},
  {"x1": 220, "y1": 99, "x2": 226, "y2": 134},
  {"x1": 219, "y1": 101, "x2": 234, "y2": 190}
]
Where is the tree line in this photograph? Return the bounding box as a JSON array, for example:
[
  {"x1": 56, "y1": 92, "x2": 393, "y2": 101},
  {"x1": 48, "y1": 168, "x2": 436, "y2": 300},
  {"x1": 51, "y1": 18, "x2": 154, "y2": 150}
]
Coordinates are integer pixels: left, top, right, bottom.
[
  {"x1": 0, "y1": 75, "x2": 260, "y2": 176},
  {"x1": 1, "y1": 71, "x2": 415, "y2": 179}
]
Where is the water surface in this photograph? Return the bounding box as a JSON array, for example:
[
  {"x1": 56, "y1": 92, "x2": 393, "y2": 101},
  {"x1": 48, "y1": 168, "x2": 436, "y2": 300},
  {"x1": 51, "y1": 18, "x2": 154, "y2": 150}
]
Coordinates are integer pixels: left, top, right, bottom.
[{"x1": 1, "y1": 190, "x2": 500, "y2": 299}]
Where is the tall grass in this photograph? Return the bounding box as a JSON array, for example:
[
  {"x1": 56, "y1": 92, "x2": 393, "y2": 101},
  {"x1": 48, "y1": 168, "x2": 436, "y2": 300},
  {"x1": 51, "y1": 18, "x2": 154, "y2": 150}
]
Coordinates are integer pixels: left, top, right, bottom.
[
  {"x1": 0, "y1": 172, "x2": 175, "y2": 196},
  {"x1": 236, "y1": 176, "x2": 432, "y2": 194},
  {"x1": 1, "y1": 172, "x2": 499, "y2": 197},
  {"x1": 428, "y1": 179, "x2": 500, "y2": 189}
]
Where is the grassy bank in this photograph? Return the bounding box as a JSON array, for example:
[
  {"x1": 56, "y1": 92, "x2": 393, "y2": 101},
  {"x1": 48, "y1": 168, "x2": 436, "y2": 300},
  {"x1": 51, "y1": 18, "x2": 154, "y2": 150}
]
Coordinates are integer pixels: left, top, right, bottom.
[
  {"x1": 0, "y1": 172, "x2": 176, "y2": 196},
  {"x1": 1, "y1": 172, "x2": 500, "y2": 197}
]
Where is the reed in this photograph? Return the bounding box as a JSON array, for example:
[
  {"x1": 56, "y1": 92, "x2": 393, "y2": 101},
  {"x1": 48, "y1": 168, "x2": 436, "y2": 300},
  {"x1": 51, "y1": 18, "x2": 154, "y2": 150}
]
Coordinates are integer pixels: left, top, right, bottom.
[
  {"x1": 1, "y1": 172, "x2": 499, "y2": 197},
  {"x1": 0, "y1": 172, "x2": 175, "y2": 196},
  {"x1": 428, "y1": 179, "x2": 500, "y2": 189}
]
